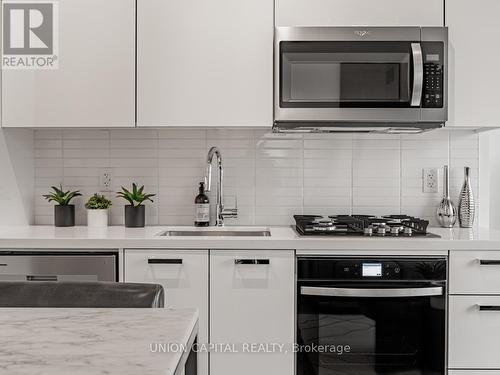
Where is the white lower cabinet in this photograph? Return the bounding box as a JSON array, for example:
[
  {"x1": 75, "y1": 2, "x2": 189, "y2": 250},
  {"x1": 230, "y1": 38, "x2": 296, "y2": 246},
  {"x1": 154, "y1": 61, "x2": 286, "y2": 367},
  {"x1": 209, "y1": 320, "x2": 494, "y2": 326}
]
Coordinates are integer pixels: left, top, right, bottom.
[
  {"x1": 210, "y1": 250, "x2": 295, "y2": 375},
  {"x1": 450, "y1": 251, "x2": 500, "y2": 294},
  {"x1": 449, "y1": 295, "x2": 500, "y2": 369},
  {"x1": 123, "y1": 249, "x2": 209, "y2": 375}
]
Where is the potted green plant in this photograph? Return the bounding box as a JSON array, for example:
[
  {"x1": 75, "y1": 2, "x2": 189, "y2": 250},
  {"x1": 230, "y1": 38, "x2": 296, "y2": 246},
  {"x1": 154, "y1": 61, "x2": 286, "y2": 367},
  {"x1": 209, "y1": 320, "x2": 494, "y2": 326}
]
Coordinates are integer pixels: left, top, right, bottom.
[
  {"x1": 43, "y1": 185, "x2": 82, "y2": 227},
  {"x1": 85, "y1": 194, "x2": 112, "y2": 228},
  {"x1": 116, "y1": 183, "x2": 155, "y2": 228}
]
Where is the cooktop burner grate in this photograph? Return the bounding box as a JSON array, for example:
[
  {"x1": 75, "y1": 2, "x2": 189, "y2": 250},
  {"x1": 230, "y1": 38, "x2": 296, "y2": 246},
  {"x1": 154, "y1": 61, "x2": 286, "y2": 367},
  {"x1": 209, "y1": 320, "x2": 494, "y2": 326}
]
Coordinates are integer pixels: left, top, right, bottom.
[{"x1": 294, "y1": 214, "x2": 437, "y2": 237}]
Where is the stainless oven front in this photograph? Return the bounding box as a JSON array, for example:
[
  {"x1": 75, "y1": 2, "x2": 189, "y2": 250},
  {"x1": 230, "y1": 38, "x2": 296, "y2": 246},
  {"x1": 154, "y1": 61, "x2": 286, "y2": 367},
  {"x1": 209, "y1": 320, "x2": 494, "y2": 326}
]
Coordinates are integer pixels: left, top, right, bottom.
[
  {"x1": 296, "y1": 257, "x2": 447, "y2": 375},
  {"x1": 274, "y1": 27, "x2": 448, "y2": 127}
]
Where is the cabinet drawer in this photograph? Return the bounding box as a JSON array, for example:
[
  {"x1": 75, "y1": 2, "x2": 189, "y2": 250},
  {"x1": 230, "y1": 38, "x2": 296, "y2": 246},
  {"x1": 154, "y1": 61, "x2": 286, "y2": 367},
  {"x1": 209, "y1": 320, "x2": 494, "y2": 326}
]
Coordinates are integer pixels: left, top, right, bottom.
[
  {"x1": 449, "y1": 296, "x2": 500, "y2": 369},
  {"x1": 124, "y1": 249, "x2": 208, "y2": 375},
  {"x1": 450, "y1": 251, "x2": 500, "y2": 294},
  {"x1": 210, "y1": 250, "x2": 294, "y2": 375}
]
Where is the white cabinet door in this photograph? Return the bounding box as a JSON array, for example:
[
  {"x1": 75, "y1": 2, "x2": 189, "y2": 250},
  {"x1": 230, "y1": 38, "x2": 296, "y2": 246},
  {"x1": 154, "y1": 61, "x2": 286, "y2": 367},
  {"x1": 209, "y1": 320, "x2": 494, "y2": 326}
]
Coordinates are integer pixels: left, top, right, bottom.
[
  {"x1": 276, "y1": 0, "x2": 443, "y2": 27},
  {"x1": 1, "y1": 0, "x2": 135, "y2": 128},
  {"x1": 137, "y1": 0, "x2": 273, "y2": 127},
  {"x1": 124, "y1": 249, "x2": 209, "y2": 375},
  {"x1": 450, "y1": 251, "x2": 500, "y2": 294},
  {"x1": 447, "y1": 0, "x2": 500, "y2": 127},
  {"x1": 210, "y1": 250, "x2": 294, "y2": 375},
  {"x1": 449, "y1": 295, "x2": 500, "y2": 369}
]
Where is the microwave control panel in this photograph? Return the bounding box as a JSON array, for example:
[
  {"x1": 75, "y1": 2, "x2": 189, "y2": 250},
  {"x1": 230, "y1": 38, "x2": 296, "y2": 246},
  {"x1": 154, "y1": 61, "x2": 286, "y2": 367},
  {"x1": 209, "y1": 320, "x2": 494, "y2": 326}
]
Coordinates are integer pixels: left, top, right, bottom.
[{"x1": 422, "y1": 42, "x2": 444, "y2": 108}]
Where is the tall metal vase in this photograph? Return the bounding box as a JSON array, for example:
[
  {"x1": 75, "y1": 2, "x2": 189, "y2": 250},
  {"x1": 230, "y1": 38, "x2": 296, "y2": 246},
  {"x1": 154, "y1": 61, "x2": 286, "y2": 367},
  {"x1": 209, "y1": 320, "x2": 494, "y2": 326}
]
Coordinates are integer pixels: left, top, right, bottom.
[
  {"x1": 436, "y1": 165, "x2": 457, "y2": 228},
  {"x1": 458, "y1": 166, "x2": 475, "y2": 228}
]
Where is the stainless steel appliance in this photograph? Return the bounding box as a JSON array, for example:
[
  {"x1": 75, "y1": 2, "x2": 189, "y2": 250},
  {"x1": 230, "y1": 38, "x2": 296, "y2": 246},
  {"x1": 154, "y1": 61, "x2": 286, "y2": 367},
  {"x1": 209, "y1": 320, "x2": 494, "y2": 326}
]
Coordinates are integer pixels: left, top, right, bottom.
[
  {"x1": 296, "y1": 256, "x2": 447, "y2": 374},
  {"x1": 294, "y1": 214, "x2": 440, "y2": 237},
  {"x1": 274, "y1": 27, "x2": 448, "y2": 133},
  {"x1": 0, "y1": 251, "x2": 118, "y2": 282}
]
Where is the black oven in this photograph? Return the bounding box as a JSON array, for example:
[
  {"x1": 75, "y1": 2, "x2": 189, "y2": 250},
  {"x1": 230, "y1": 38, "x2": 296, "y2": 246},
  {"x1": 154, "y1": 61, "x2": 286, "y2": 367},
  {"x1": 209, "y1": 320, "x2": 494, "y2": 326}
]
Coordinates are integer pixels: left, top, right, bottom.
[{"x1": 296, "y1": 257, "x2": 446, "y2": 375}]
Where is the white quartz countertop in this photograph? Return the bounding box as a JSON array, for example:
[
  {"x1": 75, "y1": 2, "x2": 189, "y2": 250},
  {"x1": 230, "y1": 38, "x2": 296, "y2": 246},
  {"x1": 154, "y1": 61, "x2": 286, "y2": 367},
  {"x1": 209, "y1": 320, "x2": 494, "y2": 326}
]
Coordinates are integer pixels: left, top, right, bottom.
[
  {"x1": 0, "y1": 225, "x2": 499, "y2": 251},
  {"x1": 0, "y1": 307, "x2": 198, "y2": 375}
]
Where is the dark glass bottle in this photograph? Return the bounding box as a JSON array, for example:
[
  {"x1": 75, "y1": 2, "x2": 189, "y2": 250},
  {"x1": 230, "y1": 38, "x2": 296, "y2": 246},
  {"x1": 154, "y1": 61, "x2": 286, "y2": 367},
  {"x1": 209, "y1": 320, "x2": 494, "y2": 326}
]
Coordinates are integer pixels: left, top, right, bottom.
[{"x1": 194, "y1": 182, "x2": 210, "y2": 227}]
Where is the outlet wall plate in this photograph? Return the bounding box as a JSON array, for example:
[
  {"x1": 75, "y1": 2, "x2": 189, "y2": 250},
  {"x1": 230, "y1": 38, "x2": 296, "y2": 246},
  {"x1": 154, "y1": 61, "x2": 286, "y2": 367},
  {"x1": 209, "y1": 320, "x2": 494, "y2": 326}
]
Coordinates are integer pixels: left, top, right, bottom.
[
  {"x1": 423, "y1": 168, "x2": 439, "y2": 193},
  {"x1": 99, "y1": 169, "x2": 112, "y2": 192}
]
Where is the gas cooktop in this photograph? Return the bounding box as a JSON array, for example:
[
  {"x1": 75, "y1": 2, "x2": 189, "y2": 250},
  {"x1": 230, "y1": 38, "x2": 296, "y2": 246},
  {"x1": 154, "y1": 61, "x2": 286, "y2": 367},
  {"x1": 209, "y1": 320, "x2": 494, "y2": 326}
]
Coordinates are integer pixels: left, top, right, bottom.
[{"x1": 294, "y1": 215, "x2": 440, "y2": 238}]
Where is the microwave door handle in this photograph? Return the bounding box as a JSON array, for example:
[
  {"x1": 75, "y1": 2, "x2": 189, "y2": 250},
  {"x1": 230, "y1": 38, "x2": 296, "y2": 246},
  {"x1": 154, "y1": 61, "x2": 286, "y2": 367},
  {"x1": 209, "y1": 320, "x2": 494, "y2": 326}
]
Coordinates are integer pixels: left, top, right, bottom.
[
  {"x1": 300, "y1": 286, "x2": 443, "y2": 298},
  {"x1": 410, "y1": 43, "x2": 424, "y2": 107}
]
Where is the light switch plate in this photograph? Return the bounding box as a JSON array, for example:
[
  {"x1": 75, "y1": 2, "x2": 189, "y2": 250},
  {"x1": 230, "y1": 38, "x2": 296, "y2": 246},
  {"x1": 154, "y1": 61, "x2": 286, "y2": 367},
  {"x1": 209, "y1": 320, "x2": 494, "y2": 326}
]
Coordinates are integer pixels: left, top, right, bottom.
[{"x1": 422, "y1": 168, "x2": 439, "y2": 193}]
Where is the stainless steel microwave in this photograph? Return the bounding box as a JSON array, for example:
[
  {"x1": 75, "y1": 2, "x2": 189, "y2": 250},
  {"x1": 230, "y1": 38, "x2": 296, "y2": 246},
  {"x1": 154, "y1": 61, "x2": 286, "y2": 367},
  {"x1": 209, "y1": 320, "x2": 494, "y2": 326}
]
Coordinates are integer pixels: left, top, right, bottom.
[{"x1": 273, "y1": 27, "x2": 448, "y2": 133}]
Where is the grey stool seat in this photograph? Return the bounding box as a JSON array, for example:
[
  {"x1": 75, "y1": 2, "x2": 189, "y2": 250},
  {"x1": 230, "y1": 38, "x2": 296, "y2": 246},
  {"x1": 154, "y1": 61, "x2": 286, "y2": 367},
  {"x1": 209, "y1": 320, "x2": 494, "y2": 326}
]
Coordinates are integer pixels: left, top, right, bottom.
[{"x1": 0, "y1": 281, "x2": 164, "y2": 308}]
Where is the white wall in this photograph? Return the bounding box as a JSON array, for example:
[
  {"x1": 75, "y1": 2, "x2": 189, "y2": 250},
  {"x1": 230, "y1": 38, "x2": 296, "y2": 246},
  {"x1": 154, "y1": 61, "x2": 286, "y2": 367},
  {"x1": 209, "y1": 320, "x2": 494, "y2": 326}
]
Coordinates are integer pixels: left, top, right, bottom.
[
  {"x1": 32, "y1": 128, "x2": 479, "y2": 227},
  {"x1": 481, "y1": 129, "x2": 500, "y2": 230},
  {"x1": 0, "y1": 129, "x2": 34, "y2": 225}
]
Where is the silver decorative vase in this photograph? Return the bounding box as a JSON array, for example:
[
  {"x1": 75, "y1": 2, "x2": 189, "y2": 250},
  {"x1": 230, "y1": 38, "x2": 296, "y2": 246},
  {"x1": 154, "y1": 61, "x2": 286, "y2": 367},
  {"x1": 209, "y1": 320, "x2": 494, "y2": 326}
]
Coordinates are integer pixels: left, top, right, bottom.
[
  {"x1": 458, "y1": 166, "x2": 475, "y2": 228},
  {"x1": 436, "y1": 165, "x2": 457, "y2": 228}
]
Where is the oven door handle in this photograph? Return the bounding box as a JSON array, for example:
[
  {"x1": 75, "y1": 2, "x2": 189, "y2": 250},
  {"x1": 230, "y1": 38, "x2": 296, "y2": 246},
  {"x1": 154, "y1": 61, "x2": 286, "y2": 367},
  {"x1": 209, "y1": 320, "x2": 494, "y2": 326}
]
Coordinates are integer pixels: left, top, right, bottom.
[
  {"x1": 300, "y1": 286, "x2": 443, "y2": 298},
  {"x1": 410, "y1": 43, "x2": 424, "y2": 107}
]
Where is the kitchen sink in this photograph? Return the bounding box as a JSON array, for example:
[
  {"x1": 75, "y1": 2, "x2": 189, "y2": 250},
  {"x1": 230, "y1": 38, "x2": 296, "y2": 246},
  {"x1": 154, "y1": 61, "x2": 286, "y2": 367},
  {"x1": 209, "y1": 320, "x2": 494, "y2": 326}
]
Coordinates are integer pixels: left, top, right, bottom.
[{"x1": 158, "y1": 229, "x2": 271, "y2": 237}]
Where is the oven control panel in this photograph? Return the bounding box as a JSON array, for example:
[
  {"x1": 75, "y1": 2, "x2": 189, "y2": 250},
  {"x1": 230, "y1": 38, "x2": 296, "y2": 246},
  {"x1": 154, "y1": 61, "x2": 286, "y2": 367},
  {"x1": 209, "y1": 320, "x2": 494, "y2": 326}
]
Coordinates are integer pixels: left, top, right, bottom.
[
  {"x1": 297, "y1": 257, "x2": 447, "y2": 281},
  {"x1": 421, "y1": 42, "x2": 445, "y2": 109},
  {"x1": 337, "y1": 261, "x2": 402, "y2": 279}
]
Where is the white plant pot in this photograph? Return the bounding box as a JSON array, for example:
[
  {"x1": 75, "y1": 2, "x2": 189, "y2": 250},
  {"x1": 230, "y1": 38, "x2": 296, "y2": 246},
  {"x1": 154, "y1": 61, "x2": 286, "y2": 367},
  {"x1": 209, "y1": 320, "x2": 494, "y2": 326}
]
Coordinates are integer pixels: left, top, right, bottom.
[{"x1": 87, "y1": 209, "x2": 109, "y2": 228}]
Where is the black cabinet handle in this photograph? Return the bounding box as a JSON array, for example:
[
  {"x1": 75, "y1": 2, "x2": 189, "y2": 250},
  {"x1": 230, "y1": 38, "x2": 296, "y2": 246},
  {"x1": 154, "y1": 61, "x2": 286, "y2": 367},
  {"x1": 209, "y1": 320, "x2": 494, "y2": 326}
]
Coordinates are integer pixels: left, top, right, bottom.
[
  {"x1": 234, "y1": 259, "x2": 270, "y2": 265},
  {"x1": 148, "y1": 258, "x2": 183, "y2": 264},
  {"x1": 27, "y1": 275, "x2": 58, "y2": 281},
  {"x1": 479, "y1": 305, "x2": 500, "y2": 311},
  {"x1": 479, "y1": 260, "x2": 500, "y2": 265}
]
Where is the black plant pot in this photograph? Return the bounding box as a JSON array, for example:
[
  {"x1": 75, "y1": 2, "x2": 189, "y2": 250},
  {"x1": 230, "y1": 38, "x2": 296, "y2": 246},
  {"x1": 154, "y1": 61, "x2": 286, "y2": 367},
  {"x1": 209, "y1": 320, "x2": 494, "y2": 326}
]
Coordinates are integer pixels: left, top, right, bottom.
[
  {"x1": 54, "y1": 205, "x2": 75, "y2": 227},
  {"x1": 125, "y1": 205, "x2": 145, "y2": 228}
]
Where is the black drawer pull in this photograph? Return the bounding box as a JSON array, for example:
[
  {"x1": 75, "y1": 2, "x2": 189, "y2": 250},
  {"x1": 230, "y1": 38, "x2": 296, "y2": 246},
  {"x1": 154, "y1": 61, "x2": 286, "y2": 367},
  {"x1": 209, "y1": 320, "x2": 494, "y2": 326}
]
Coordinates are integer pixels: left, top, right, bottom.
[
  {"x1": 479, "y1": 305, "x2": 500, "y2": 311},
  {"x1": 148, "y1": 258, "x2": 183, "y2": 264},
  {"x1": 479, "y1": 260, "x2": 500, "y2": 265},
  {"x1": 234, "y1": 259, "x2": 270, "y2": 265},
  {"x1": 27, "y1": 275, "x2": 58, "y2": 282}
]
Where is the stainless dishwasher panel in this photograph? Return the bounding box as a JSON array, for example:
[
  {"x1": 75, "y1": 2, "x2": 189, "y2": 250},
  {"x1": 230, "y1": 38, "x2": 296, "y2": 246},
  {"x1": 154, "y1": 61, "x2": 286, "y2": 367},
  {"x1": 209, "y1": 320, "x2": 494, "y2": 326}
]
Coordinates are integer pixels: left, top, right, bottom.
[{"x1": 0, "y1": 252, "x2": 118, "y2": 282}]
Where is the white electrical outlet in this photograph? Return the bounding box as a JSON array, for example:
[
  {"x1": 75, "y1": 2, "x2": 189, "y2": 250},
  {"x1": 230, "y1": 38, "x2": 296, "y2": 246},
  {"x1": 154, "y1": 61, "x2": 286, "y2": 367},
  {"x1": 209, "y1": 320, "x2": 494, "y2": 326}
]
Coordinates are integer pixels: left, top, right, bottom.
[
  {"x1": 100, "y1": 169, "x2": 112, "y2": 192},
  {"x1": 422, "y1": 168, "x2": 439, "y2": 193}
]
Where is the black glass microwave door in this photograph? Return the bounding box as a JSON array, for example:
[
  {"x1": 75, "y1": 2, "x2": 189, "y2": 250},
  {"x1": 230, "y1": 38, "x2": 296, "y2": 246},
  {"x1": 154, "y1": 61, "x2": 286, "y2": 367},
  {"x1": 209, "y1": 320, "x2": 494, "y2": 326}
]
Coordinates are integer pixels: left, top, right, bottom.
[
  {"x1": 280, "y1": 42, "x2": 412, "y2": 108},
  {"x1": 297, "y1": 295, "x2": 445, "y2": 375}
]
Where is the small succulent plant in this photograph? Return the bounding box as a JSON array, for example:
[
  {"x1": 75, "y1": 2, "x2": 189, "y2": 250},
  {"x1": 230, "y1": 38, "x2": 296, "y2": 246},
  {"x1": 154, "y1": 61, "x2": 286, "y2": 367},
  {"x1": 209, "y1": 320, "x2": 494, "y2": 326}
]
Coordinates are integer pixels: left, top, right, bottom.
[
  {"x1": 43, "y1": 185, "x2": 82, "y2": 206},
  {"x1": 85, "y1": 194, "x2": 112, "y2": 210},
  {"x1": 116, "y1": 183, "x2": 155, "y2": 207}
]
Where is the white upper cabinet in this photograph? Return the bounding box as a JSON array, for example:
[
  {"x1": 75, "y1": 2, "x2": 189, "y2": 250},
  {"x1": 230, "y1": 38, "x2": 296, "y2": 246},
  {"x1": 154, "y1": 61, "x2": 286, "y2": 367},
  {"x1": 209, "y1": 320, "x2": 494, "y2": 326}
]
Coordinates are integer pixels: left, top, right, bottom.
[
  {"x1": 447, "y1": 0, "x2": 500, "y2": 127},
  {"x1": 1, "y1": 0, "x2": 135, "y2": 128},
  {"x1": 276, "y1": 0, "x2": 444, "y2": 27},
  {"x1": 137, "y1": 0, "x2": 273, "y2": 127}
]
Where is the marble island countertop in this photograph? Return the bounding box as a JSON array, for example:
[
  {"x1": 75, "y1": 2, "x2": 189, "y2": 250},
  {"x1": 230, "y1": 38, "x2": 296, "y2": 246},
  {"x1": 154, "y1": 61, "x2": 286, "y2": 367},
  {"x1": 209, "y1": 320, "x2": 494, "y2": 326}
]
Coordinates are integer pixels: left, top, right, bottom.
[
  {"x1": 0, "y1": 308, "x2": 198, "y2": 375},
  {"x1": 0, "y1": 225, "x2": 498, "y2": 251}
]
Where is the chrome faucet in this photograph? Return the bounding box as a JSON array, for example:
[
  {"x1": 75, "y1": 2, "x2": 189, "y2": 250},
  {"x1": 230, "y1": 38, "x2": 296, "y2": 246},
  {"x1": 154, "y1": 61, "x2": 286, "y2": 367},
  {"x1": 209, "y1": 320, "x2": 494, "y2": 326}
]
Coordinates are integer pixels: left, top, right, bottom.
[{"x1": 205, "y1": 147, "x2": 238, "y2": 226}]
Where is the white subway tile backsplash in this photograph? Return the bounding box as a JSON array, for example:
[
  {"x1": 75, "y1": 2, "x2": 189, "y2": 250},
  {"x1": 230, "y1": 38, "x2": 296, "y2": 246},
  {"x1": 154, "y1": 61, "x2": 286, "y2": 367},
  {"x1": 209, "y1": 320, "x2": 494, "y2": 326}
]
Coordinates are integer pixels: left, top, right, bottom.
[
  {"x1": 35, "y1": 149, "x2": 63, "y2": 158},
  {"x1": 35, "y1": 139, "x2": 62, "y2": 149},
  {"x1": 33, "y1": 128, "x2": 480, "y2": 227}
]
